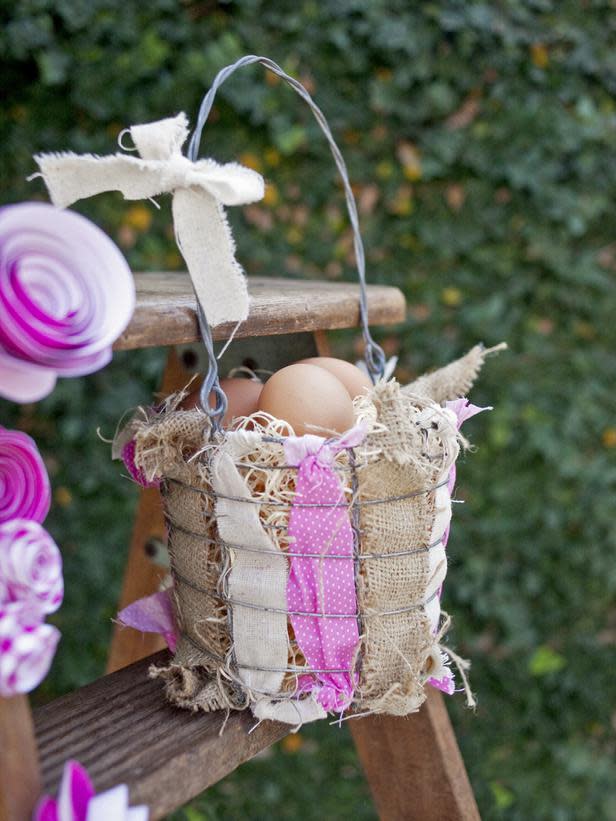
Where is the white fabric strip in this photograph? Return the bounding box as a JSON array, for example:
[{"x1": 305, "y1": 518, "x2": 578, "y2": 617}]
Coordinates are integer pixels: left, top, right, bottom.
[
  {"x1": 253, "y1": 693, "x2": 326, "y2": 725},
  {"x1": 211, "y1": 432, "x2": 289, "y2": 712},
  {"x1": 172, "y1": 189, "x2": 249, "y2": 333},
  {"x1": 424, "y1": 406, "x2": 459, "y2": 633}
]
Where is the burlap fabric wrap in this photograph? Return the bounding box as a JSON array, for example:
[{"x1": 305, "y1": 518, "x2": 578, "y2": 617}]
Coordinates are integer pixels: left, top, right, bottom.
[
  {"x1": 353, "y1": 382, "x2": 458, "y2": 715},
  {"x1": 133, "y1": 410, "x2": 236, "y2": 710},
  {"x1": 128, "y1": 344, "x2": 499, "y2": 721}
]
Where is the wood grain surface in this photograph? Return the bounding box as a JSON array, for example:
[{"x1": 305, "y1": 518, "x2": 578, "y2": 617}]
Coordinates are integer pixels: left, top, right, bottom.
[
  {"x1": 350, "y1": 688, "x2": 481, "y2": 821},
  {"x1": 34, "y1": 651, "x2": 289, "y2": 820},
  {"x1": 114, "y1": 274, "x2": 406, "y2": 350},
  {"x1": 0, "y1": 695, "x2": 41, "y2": 821}
]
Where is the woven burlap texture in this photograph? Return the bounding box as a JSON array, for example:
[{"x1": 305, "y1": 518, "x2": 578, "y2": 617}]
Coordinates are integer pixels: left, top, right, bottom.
[
  {"x1": 403, "y1": 342, "x2": 506, "y2": 403},
  {"x1": 353, "y1": 382, "x2": 459, "y2": 715},
  {"x1": 131, "y1": 407, "x2": 241, "y2": 711}
]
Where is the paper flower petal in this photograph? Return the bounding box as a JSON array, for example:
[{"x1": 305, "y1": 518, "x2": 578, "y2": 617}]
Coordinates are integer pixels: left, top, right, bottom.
[
  {"x1": 85, "y1": 784, "x2": 131, "y2": 821},
  {"x1": 0, "y1": 351, "x2": 57, "y2": 403},
  {"x1": 126, "y1": 807, "x2": 149, "y2": 821},
  {"x1": 33, "y1": 761, "x2": 148, "y2": 821},
  {"x1": 33, "y1": 796, "x2": 58, "y2": 821},
  {"x1": 0, "y1": 202, "x2": 134, "y2": 397},
  {"x1": 59, "y1": 761, "x2": 95, "y2": 821}
]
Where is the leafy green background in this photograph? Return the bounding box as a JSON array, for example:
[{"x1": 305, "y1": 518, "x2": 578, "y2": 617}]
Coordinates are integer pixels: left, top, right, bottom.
[{"x1": 2, "y1": 1, "x2": 616, "y2": 818}]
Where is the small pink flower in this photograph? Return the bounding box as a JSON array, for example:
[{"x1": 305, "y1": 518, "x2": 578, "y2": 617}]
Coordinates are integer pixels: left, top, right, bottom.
[
  {"x1": 0, "y1": 519, "x2": 63, "y2": 613},
  {"x1": 0, "y1": 426, "x2": 51, "y2": 524},
  {"x1": 33, "y1": 760, "x2": 148, "y2": 821},
  {"x1": 0, "y1": 600, "x2": 60, "y2": 696}
]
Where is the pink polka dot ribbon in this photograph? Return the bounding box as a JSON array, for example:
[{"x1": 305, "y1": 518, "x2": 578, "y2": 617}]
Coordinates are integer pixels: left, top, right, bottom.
[{"x1": 284, "y1": 424, "x2": 366, "y2": 713}]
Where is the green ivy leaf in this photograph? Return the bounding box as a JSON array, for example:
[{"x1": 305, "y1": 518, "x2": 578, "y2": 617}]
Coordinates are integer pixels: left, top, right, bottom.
[
  {"x1": 490, "y1": 781, "x2": 515, "y2": 810},
  {"x1": 528, "y1": 646, "x2": 567, "y2": 676}
]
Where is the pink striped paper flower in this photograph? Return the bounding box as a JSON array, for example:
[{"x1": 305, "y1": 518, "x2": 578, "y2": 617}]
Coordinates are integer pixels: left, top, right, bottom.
[
  {"x1": 0, "y1": 600, "x2": 60, "y2": 697},
  {"x1": 0, "y1": 519, "x2": 63, "y2": 613},
  {"x1": 0, "y1": 426, "x2": 51, "y2": 524},
  {"x1": 0, "y1": 202, "x2": 134, "y2": 403}
]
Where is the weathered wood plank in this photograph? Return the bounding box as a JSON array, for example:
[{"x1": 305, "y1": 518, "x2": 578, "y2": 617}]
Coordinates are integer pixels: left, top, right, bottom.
[
  {"x1": 34, "y1": 651, "x2": 289, "y2": 820},
  {"x1": 350, "y1": 688, "x2": 480, "y2": 821},
  {"x1": 114, "y1": 274, "x2": 406, "y2": 350},
  {"x1": 0, "y1": 695, "x2": 41, "y2": 821}
]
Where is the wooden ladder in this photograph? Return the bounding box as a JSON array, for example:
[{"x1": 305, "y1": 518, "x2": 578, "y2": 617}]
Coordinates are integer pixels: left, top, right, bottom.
[{"x1": 0, "y1": 273, "x2": 480, "y2": 821}]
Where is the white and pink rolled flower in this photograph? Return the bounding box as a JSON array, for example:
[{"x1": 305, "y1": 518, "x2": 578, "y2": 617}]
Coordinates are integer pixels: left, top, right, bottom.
[
  {"x1": 0, "y1": 426, "x2": 51, "y2": 523},
  {"x1": 0, "y1": 519, "x2": 63, "y2": 614},
  {"x1": 0, "y1": 600, "x2": 60, "y2": 697},
  {"x1": 0, "y1": 202, "x2": 135, "y2": 403},
  {"x1": 34, "y1": 759, "x2": 148, "y2": 821},
  {"x1": 0, "y1": 427, "x2": 62, "y2": 695}
]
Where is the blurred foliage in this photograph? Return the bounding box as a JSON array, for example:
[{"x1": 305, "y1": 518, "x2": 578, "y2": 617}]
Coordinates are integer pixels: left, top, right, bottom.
[{"x1": 2, "y1": 1, "x2": 616, "y2": 819}]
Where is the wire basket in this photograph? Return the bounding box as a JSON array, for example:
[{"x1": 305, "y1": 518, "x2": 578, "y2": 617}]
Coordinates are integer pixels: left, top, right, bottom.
[{"x1": 120, "y1": 57, "x2": 496, "y2": 726}]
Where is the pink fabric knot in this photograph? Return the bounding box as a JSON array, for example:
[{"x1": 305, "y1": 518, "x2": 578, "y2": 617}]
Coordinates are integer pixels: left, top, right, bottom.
[
  {"x1": 298, "y1": 676, "x2": 355, "y2": 712},
  {"x1": 284, "y1": 422, "x2": 368, "y2": 469}
]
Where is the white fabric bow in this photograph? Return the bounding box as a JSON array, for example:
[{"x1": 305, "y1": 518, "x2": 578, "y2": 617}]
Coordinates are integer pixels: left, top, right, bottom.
[{"x1": 34, "y1": 113, "x2": 265, "y2": 326}]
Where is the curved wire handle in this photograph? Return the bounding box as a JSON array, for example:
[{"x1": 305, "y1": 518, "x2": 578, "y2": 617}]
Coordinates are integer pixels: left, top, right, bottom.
[{"x1": 189, "y1": 55, "x2": 387, "y2": 431}]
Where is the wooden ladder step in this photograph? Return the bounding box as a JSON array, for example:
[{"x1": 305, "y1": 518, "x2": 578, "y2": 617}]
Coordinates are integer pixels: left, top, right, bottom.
[
  {"x1": 33, "y1": 651, "x2": 289, "y2": 820},
  {"x1": 114, "y1": 273, "x2": 406, "y2": 350}
]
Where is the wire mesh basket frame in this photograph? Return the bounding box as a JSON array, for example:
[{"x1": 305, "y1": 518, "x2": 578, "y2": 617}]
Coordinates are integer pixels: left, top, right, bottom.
[
  {"x1": 156, "y1": 408, "x2": 455, "y2": 707},
  {"x1": 145, "y1": 57, "x2": 458, "y2": 717}
]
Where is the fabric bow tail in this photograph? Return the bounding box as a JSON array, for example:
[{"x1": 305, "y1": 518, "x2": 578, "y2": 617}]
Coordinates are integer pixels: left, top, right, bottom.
[{"x1": 34, "y1": 113, "x2": 265, "y2": 327}]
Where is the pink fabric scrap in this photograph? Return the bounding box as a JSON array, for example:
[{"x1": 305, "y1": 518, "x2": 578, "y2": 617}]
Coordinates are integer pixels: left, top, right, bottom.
[
  {"x1": 121, "y1": 438, "x2": 159, "y2": 489},
  {"x1": 117, "y1": 589, "x2": 177, "y2": 652},
  {"x1": 284, "y1": 423, "x2": 367, "y2": 714}
]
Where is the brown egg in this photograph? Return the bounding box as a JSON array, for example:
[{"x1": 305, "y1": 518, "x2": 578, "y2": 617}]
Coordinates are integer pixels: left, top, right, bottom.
[
  {"x1": 298, "y1": 357, "x2": 372, "y2": 399},
  {"x1": 258, "y1": 363, "x2": 355, "y2": 436},
  {"x1": 180, "y1": 377, "x2": 262, "y2": 426}
]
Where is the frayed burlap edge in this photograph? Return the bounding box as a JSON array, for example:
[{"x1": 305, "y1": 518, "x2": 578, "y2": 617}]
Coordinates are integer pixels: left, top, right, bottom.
[
  {"x1": 352, "y1": 381, "x2": 462, "y2": 715},
  {"x1": 403, "y1": 343, "x2": 506, "y2": 404}
]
